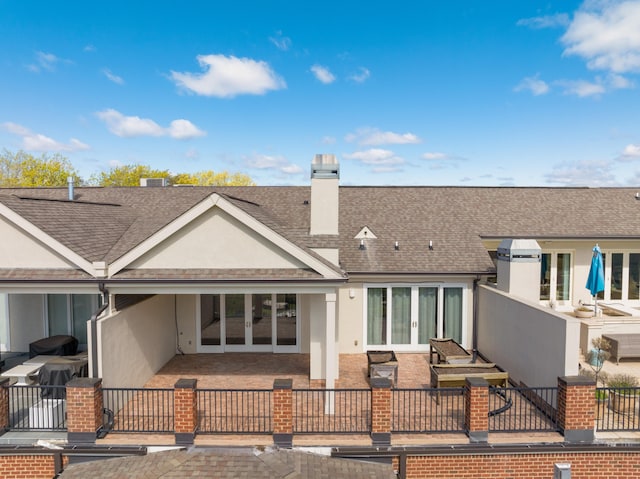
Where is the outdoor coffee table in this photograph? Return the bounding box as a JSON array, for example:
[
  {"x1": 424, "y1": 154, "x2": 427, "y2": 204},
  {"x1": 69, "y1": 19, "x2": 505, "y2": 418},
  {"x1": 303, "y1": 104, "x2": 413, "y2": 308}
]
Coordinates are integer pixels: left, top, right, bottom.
[{"x1": 367, "y1": 350, "x2": 398, "y2": 387}]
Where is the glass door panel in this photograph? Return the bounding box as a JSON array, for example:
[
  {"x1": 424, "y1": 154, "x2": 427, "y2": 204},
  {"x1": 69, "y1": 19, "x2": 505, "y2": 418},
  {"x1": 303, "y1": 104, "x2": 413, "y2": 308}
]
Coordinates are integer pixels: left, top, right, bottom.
[
  {"x1": 276, "y1": 294, "x2": 297, "y2": 346},
  {"x1": 556, "y1": 253, "x2": 571, "y2": 301},
  {"x1": 251, "y1": 294, "x2": 272, "y2": 345},
  {"x1": 71, "y1": 295, "x2": 94, "y2": 347},
  {"x1": 200, "y1": 295, "x2": 221, "y2": 346},
  {"x1": 367, "y1": 288, "x2": 387, "y2": 345},
  {"x1": 540, "y1": 253, "x2": 551, "y2": 300},
  {"x1": 443, "y1": 288, "x2": 462, "y2": 343},
  {"x1": 391, "y1": 288, "x2": 411, "y2": 344},
  {"x1": 610, "y1": 253, "x2": 623, "y2": 300},
  {"x1": 48, "y1": 294, "x2": 69, "y2": 337},
  {"x1": 225, "y1": 294, "x2": 246, "y2": 345},
  {"x1": 418, "y1": 287, "x2": 437, "y2": 344},
  {"x1": 629, "y1": 254, "x2": 640, "y2": 300}
]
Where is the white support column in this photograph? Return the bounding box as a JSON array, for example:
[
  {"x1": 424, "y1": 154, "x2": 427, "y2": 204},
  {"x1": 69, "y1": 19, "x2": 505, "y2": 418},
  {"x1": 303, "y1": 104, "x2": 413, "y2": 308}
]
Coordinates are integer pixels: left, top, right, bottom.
[{"x1": 325, "y1": 292, "x2": 337, "y2": 414}]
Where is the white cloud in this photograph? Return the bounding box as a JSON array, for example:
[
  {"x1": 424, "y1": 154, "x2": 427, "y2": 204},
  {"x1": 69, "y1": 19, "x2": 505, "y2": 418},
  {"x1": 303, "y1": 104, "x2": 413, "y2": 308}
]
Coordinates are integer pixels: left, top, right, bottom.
[
  {"x1": 170, "y1": 54, "x2": 286, "y2": 98},
  {"x1": 244, "y1": 154, "x2": 303, "y2": 175},
  {"x1": 96, "y1": 109, "x2": 205, "y2": 139},
  {"x1": 422, "y1": 151, "x2": 466, "y2": 169},
  {"x1": 27, "y1": 51, "x2": 70, "y2": 72},
  {"x1": 555, "y1": 79, "x2": 606, "y2": 97},
  {"x1": 2, "y1": 122, "x2": 89, "y2": 152},
  {"x1": 345, "y1": 127, "x2": 421, "y2": 146},
  {"x1": 84, "y1": 44, "x2": 96, "y2": 52},
  {"x1": 310, "y1": 64, "x2": 336, "y2": 84},
  {"x1": 607, "y1": 73, "x2": 635, "y2": 89},
  {"x1": 514, "y1": 74, "x2": 550, "y2": 95},
  {"x1": 343, "y1": 148, "x2": 405, "y2": 166},
  {"x1": 349, "y1": 67, "x2": 370, "y2": 83},
  {"x1": 269, "y1": 31, "x2": 292, "y2": 51},
  {"x1": 516, "y1": 13, "x2": 570, "y2": 29},
  {"x1": 322, "y1": 136, "x2": 336, "y2": 144},
  {"x1": 544, "y1": 159, "x2": 617, "y2": 186},
  {"x1": 102, "y1": 68, "x2": 124, "y2": 85},
  {"x1": 619, "y1": 143, "x2": 640, "y2": 160},
  {"x1": 561, "y1": 1, "x2": 640, "y2": 73}
]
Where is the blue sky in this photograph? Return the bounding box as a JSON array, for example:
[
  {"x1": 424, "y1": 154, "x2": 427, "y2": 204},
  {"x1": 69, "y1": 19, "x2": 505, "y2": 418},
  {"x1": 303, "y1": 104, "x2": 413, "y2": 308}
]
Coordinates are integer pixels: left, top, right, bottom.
[{"x1": 1, "y1": 0, "x2": 640, "y2": 186}]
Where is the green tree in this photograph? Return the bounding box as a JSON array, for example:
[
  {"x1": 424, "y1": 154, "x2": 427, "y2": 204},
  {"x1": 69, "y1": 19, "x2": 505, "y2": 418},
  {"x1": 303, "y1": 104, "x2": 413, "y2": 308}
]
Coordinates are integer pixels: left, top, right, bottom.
[
  {"x1": 89, "y1": 164, "x2": 172, "y2": 187},
  {"x1": 172, "y1": 170, "x2": 255, "y2": 186},
  {"x1": 92, "y1": 164, "x2": 255, "y2": 187},
  {"x1": 0, "y1": 150, "x2": 81, "y2": 187}
]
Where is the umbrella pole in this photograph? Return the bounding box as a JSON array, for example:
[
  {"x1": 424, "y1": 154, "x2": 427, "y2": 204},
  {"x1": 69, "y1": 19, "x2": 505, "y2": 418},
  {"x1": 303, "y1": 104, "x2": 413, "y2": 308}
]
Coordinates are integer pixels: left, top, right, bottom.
[{"x1": 594, "y1": 295, "x2": 598, "y2": 317}]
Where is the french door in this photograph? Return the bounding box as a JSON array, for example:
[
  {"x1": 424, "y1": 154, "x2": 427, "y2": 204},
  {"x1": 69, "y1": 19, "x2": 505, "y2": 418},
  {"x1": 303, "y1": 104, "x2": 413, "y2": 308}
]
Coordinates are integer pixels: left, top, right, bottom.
[
  {"x1": 198, "y1": 293, "x2": 298, "y2": 352},
  {"x1": 365, "y1": 284, "x2": 465, "y2": 351}
]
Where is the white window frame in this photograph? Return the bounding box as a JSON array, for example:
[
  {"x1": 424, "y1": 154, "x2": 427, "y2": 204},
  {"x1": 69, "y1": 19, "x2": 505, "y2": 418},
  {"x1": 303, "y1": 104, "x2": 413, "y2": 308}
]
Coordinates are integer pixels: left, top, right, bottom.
[
  {"x1": 540, "y1": 250, "x2": 573, "y2": 307},
  {"x1": 362, "y1": 283, "x2": 468, "y2": 352},
  {"x1": 599, "y1": 250, "x2": 640, "y2": 305}
]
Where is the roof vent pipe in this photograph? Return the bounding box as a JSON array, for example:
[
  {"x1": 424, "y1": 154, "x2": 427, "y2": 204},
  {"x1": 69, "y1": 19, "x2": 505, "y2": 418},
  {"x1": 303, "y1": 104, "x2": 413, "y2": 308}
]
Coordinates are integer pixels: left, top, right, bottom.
[{"x1": 67, "y1": 176, "x2": 74, "y2": 201}]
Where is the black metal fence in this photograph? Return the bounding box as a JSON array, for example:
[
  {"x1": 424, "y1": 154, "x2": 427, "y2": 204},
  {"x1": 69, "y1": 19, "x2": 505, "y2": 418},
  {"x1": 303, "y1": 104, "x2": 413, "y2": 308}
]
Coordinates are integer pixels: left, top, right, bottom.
[
  {"x1": 197, "y1": 389, "x2": 272, "y2": 434},
  {"x1": 8, "y1": 385, "x2": 67, "y2": 431},
  {"x1": 392, "y1": 388, "x2": 465, "y2": 433},
  {"x1": 488, "y1": 386, "x2": 558, "y2": 432},
  {"x1": 596, "y1": 387, "x2": 640, "y2": 431},
  {"x1": 102, "y1": 387, "x2": 174, "y2": 433},
  {"x1": 293, "y1": 389, "x2": 371, "y2": 433}
]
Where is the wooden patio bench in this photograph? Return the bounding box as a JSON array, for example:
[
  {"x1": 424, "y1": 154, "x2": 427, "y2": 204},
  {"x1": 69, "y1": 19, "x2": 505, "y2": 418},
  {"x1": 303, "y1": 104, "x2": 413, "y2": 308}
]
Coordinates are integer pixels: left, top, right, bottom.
[{"x1": 602, "y1": 334, "x2": 640, "y2": 364}]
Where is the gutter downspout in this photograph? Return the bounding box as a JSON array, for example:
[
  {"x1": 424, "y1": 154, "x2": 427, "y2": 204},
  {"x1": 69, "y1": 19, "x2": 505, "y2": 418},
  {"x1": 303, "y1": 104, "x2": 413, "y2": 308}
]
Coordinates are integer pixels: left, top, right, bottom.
[{"x1": 90, "y1": 283, "x2": 109, "y2": 378}]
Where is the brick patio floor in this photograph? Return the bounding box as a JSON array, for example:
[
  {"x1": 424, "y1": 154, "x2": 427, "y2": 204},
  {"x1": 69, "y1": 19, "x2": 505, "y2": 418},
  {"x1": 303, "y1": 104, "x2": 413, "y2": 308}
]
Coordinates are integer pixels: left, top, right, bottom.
[{"x1": 144, "y1": 353, "x2": 434, "y2": 389}]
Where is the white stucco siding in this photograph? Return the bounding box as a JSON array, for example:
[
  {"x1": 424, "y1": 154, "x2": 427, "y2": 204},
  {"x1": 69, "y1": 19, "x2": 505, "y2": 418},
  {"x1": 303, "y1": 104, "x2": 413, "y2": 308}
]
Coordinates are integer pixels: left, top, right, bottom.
[
  {"x1": 477, "y1": 284, "x2": 580, "y2": 388},
  {"x1": 8, "y1": 294, "x2": 46, "y2": 351},
  {"x1": 338, "y1": 283, "x2": 364, "y2": 354},
  {"x1": 129, "y1": 208, "x2": 307, "y2": 270},
  {"x1": 97, "y1": 295, "x2": 176, "y2": 388},
  {"x1": 0, "y1": 217, "x2": 75, "y2": 269}
]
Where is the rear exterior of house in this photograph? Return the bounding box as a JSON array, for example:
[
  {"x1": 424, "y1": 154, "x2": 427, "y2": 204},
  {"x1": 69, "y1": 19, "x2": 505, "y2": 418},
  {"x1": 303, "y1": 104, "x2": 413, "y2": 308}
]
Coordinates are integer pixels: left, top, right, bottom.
[{"x1": 0, "y1": 155, "x2": 640, "y2": 389}]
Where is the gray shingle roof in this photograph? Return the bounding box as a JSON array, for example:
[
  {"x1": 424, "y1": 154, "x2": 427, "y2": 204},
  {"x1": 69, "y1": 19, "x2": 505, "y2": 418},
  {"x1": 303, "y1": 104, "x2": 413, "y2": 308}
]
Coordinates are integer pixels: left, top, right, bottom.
[{"x1": 0, "y1": 185, "x2": 638, "y2": 279}]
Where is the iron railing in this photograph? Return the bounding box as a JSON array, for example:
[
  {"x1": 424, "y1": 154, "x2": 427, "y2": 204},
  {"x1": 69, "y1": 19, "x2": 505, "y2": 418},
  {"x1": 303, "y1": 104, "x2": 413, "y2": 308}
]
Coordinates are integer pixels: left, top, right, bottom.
[
  {"x1": 197, "y1": 389, "x2": 272, "y2": 434},
  {"x1": 8, "y1": 385, "x2": 67, "y2": 431},
  {"x1": 392, "y1": 388, "x2": 465, "y2": 433},
  {"x1": 596, "y1": 387, "x2": 640, "y2": 431},
  {"x1": 488, "y1": 386, "x2": 558, "y2": 432},
  {"x1": 293, "y1": 389, "x2": 371, "y2": 433},
  {"x1": 102, "y1": 387, "x2": 174, "y2": 433}
]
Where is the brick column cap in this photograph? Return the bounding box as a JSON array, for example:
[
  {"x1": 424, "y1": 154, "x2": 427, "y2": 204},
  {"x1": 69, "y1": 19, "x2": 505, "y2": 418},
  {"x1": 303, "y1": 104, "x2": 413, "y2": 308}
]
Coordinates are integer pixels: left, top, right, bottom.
[
  {"x1": 67, "y1": 378, "x2": 102, "y2": 388},
  {"x1": 370, "y1": 377, "x2": 392, "y2": 389},
  {"x1": 175, "y1": 378, "x2": 197, "y2": 389},
  {"x1": 466, "y1": 377, "x2": 489, "y2": 388},
  {"x1": 559, "y1": 376, "x2": 595, "y2": 387},
  {"x1": 274, "y1": 379, "x2": 293, "y2": 389}
]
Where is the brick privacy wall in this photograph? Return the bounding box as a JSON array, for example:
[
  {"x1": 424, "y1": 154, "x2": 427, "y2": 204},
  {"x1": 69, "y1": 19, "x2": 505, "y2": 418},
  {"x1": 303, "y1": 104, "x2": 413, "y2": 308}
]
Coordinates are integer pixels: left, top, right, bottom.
[
  {"x1": 371, "y1": 385, "x2": 391, "y2": 434},
  {"x1": 272, "y1": 386, "x2": 292, "y2": 434},
  {"x1": 465, "y1": 382, "x2": 489, "y2": 433},
  {"x1": 558, "y1": 378, "x2": 595, "y2": 432},
  {"x1": 400, "y1": 451, "x2": 640, "y2": 478},
  {"x1": 66, "y1": 379, "x2": 103, "y2": 434},
  {"x1": 0, "y1": 454, "x2": 67, "y2": 479},
  {"x1": 174, "y1": 385, "x2": 197, "y2": 434}
]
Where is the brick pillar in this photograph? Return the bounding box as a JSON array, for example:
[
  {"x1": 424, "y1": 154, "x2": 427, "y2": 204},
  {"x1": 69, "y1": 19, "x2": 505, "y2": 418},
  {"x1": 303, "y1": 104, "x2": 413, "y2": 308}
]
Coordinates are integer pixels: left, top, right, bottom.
[
  {"x1": 370, "y1": 377, "x2": 392, "y2": 446},
  {"x1": 0, "y1": 377, "x2": 10, "y2": 434},
  {"x1": 273, "y1": 379, "x2": 293, "y2": 448},
  {"x1": 557, "y1": 376, "x2": 595, "y2": 443},
  {"x1": 66, "y1": 378, "x2": 103, "y2": 444},
  {"x1": 465, "y1": 377, "x2": 489, "y2": 443},
  {"x1": 174, "y1": 378, "x2": 197, "y2": 445}
]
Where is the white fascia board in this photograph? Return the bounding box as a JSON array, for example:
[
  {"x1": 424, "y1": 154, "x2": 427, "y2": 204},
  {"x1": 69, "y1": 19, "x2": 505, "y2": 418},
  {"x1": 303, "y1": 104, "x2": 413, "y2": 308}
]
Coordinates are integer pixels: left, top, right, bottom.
[
  {"x1": 0, "y1": 203, "x2": 96, "y2": 276},
  {"x1": 105, "y1": 282, "x2": 343, "y2": 296},
  {"x1": 109, "y1": 193, "x2": 344, "y2": 280}
]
